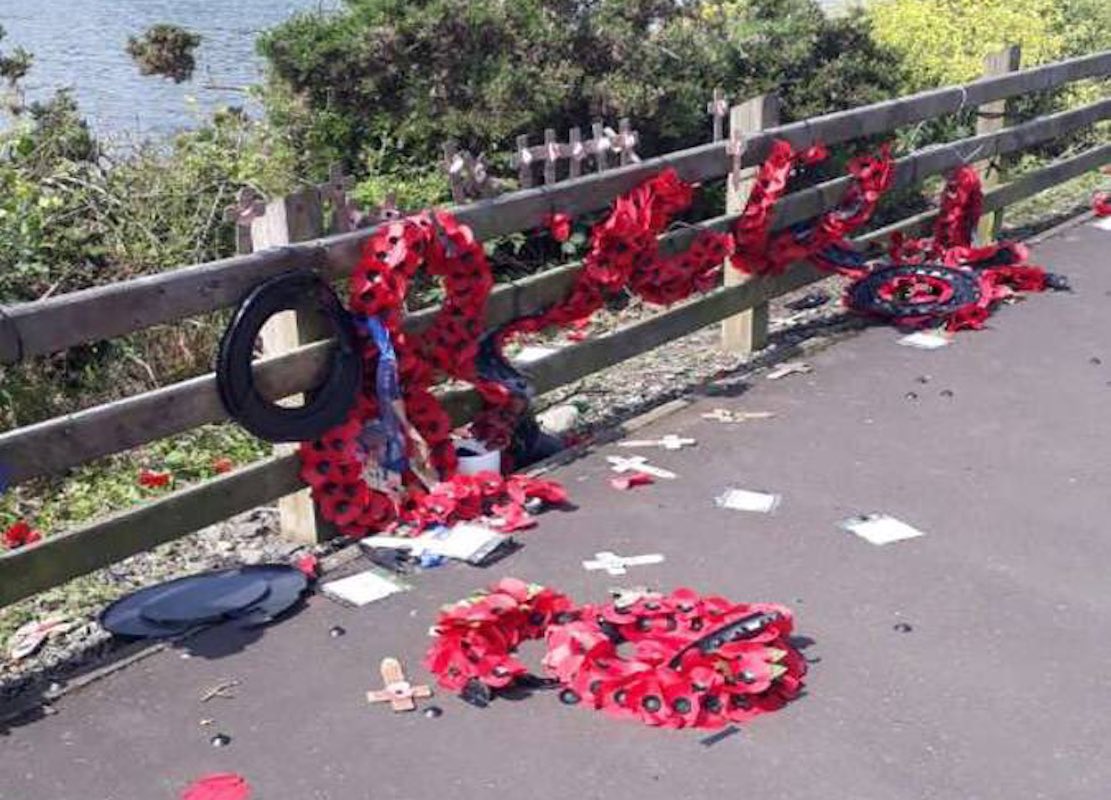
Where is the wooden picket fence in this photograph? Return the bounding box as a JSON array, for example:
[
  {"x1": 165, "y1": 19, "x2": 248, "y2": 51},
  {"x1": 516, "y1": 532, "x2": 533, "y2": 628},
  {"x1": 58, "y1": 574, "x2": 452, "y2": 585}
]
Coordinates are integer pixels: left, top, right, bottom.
[{"x1": 1, "y1": 47, "x2": 1110, "y2": 607}]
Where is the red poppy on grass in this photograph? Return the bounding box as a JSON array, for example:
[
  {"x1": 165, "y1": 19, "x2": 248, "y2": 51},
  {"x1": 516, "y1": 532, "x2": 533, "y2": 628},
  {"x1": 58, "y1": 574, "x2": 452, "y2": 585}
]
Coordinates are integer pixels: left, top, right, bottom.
[
  {"x1": 138, "y1": 469, "x2": 172, "y2": 488},
  {"x1": 544, "y1": 212, "x2": 574, "y2": 243},
  {"x1": 3, "y1": 520, "x2": 41, "y2": 550},
  {"x1": 212, "y1": 457, "x2": 234, "y2": 474},
  {"x1": 1093, "y1": 192, "x2": 1111, "y2": 217}
]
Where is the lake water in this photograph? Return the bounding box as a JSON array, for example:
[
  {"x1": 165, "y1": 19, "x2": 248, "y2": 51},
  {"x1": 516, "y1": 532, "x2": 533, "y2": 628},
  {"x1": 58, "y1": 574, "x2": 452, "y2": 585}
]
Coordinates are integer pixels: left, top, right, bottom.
[{"x1": 0, "y1": 0, "x2": 335, "y2": 138}]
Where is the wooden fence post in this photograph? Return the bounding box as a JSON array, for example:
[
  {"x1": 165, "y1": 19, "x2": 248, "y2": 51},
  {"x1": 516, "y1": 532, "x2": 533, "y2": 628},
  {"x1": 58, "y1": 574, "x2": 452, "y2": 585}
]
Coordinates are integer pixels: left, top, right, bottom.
[
  {"x1": 976, "y1": 45, "x2": 1022, "y2": 243},
  {"x1": 249, "y1": 188, "x2": 334, "y2": 544},
  {"x1": 721, "y1": 94, "x2": 780, "y2": 355}
]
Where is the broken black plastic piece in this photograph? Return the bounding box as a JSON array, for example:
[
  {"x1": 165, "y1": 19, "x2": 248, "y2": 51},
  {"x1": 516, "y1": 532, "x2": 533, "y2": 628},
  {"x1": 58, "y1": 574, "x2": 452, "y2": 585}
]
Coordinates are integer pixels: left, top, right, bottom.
[
  {"x1": 460, "y1": 679, "x2": 493, "y2": 708},
  {"x1": 1045, "y1": 273, "x2": 1070, "y2": 291},
  {"x1": 785, "y1": 290, "x2": 831, "y2": 312},
  {"x1": 667, "y1": 611, "x2": 782, "y2": 668}
]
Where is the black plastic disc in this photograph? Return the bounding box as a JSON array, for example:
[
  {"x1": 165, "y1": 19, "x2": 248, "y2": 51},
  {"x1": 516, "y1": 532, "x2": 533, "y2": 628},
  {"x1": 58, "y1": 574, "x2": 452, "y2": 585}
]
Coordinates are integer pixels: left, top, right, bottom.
[
  {"x1": 216, "y1": 270, "x2": 363, "y2": 443},
  {"x1": 141, "y1": 573, "x2": 269, "y2": 625},
  {"x1": 100, "y1": 566, "x2": 308, "y2": 639},
  {"x1": 846, "y1": 263, "x2": 981, "y2": 324}
]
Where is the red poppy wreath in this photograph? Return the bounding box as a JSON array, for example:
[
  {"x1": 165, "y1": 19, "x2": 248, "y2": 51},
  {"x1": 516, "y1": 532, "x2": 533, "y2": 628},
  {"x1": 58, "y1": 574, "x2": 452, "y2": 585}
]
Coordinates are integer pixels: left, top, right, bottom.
[{"x1": 426, "y1": 581, "x2": 806, "y2": 730}]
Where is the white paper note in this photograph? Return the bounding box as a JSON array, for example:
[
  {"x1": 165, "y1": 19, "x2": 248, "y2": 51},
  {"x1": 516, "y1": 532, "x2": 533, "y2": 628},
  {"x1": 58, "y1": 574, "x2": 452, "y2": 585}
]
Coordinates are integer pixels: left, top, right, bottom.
[
  {"x1": 321, "y1": 571, "x2": 405, "y2": 607},
  {"x1": 840, "y1": 514, "x2": 925, "y2": 546},
  {"x1": 715, "y1": 488, "x2": 781, "y2": 513}
]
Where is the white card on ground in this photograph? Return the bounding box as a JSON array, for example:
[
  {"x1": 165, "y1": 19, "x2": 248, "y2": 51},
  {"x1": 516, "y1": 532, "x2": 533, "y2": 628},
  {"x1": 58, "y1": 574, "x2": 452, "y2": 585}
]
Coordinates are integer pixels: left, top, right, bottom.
[
  {"x1": 513, "y1": 346, "x2": 559, "y2": 365},
  {"x1": 321, "y1": 570, "x2": 405, "y2": 606},
  {"x1": 1095, "y1": 215, "x2": 1111, "y2": 232},
  {"x1": 840, "y1": 514, "x2": 925, "y2": 546},
  {"x1": 360, "y1": 525, "x2": 508, "y2": 564},
  {"x1": 715, "y1": 488, "x2": 781, "y2": 513},
  {"x1": 898, "y1": 330, "x2": 951, "y2": 350},
  {"x1": 418, "y1": 523, "x2": 508, "y2": 563}
]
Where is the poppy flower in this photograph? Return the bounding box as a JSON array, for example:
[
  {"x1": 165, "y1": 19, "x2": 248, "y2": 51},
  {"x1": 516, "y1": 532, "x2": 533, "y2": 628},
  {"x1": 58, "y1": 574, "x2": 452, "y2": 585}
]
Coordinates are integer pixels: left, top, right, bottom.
[
  {"x1": 138, "y1": 469, "x2": 172, "y2": 488},
  {"x1": 544, "y1": 212, "x2": 574, "y2": 243},
  {"x1": 293, "y1": 553, "x2": 319, "y2": 579},
  {"x1": 212, "y1": 457, "x2": 234, "y2": 474},
  {"x1": 3, "y1": 520, "x2": 41, "y2": 550},
  {"x1": 1092, "y1": 192, "x2": 1111, "y2": 217}
]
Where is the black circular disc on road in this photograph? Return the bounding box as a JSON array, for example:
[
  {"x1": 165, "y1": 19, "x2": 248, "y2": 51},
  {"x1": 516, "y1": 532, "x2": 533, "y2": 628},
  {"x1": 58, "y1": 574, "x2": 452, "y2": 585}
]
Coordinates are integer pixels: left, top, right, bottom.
[
  {"x1": 101, "y1": 566, "x2": 310, "y2": 639},
  {"x1": 228, "y1": 565, "x2": 309, "y2": 627},
  {"x1": 141, "y1": 573, "x2": 270, "y2": 625},
  {"x1": 217, "y1": 270, "x2": 363, "y2": 443},
  {"x1": 846, "y1": 263, "x2": 981, "y2": 324}
]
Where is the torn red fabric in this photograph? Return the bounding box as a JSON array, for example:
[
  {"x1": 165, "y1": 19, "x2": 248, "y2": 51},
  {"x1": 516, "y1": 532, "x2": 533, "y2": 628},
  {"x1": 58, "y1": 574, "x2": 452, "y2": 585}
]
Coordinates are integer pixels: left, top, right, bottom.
[
  {"x1": 180, "y1": 773, "x2": 251, "y2": 800},
  {"x1": 610, "y1": 472, "x2": 654, "y2": 490},
  {"x1": 2, "y1": 520, "x2": 41, "y2": 550},
  {"x1": 138, "y1": 469, "x2": 172, "y2": 488}
]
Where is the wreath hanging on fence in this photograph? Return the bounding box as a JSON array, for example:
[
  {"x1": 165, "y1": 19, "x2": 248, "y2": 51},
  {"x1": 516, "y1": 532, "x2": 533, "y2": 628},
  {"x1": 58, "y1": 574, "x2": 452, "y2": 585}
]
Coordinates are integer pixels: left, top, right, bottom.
[
  {"x1": 295, "y1": 143, "x2": 898, "y2": 538},
  {"x1": 281, "y1": 135, "x2": 1063, "y2": 538}
]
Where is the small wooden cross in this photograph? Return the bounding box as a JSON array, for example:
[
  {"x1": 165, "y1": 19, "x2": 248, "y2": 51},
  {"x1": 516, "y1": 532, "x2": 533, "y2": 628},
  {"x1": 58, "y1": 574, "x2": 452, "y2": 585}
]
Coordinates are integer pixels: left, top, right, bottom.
[
  {"x1": 583, "y1": 551, "x2": 665, "y2": 576},
  {"x1": 707, "y1": 89, "x2": 729, "y2": 142},
  {"x1": 318, "y1": 165, "x2": 360, "y2": 233},
  {"x1": 222, "y1": 187, "x2": 266, "y2": 254},
  {"x1": 366, "y1": 657, "x2": 432, "y2": 712},
  {"x1": 444, "y1": 143, "x2": 502, "y2": 203},
  {"x1": 617, "y1": 435, "x2": 696, "y2": 451},
  {"x1": 606, "y1": 455, "x2": 677, "y2": 480},
  {"x1": 727, "y1": 129, "x2": 747, "y2": 190}
]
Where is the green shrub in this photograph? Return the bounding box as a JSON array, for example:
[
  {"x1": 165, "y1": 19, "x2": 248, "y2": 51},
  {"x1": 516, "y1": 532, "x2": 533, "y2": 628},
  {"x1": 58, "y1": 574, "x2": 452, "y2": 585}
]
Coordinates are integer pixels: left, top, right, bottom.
[
  {"x1": 866, "y1": 0, "x2": 1110, "y2": 90},
  {"x1": 258, "y1": 0, "x2": 905, "y2": 180}
]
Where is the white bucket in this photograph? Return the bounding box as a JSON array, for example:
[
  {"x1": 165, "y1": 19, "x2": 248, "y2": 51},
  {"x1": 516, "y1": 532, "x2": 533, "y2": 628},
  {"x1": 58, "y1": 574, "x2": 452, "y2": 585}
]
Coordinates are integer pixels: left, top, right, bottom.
[{"x1": 455, "y1": 439, "x2": 501, "y2": 476}]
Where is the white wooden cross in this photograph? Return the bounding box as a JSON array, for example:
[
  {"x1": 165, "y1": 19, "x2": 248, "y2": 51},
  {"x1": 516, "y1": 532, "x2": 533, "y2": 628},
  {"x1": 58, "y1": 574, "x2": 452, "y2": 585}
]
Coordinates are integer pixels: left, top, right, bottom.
[
  {"x1": 606, "y1": 455, "x2": 677, "y2": 480},
  {"x1": 707, "y1": 88, "x2": 729, "y2": 142},
  {"x1": 583, "y1": 551, "x2": 665, "y2": 576},
  {"x1": 617, "y1": 435, "x2": 696, "y2": 451},
  {"x1": 701, "y1": 409, "x2": 777, "y2": 423}
]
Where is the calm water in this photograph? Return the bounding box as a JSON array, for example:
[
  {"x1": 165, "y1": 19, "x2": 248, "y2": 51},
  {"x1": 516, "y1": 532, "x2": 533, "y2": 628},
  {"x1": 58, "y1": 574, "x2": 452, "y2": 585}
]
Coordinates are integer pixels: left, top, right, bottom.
[{"x1": 0, "y1": 0, "x2": 335, "y2": 138}]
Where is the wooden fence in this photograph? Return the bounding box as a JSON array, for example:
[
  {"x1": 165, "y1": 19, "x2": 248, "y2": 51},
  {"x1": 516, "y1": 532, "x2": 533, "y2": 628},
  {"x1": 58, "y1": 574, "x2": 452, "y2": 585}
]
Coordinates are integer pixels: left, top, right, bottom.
[{"x1": 1, "y1": 48, "x2": 1109, "y2": 607}]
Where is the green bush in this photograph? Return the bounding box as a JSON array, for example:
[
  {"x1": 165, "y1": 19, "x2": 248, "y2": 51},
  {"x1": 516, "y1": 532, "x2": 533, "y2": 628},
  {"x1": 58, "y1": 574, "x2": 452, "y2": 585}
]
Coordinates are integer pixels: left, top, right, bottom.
[
  {"x1": 866, "y1": 0, "x2": 1110, "y2": 90},
  {"x1": 258, "y1": 0, "x2": 905, "y2": 181}
]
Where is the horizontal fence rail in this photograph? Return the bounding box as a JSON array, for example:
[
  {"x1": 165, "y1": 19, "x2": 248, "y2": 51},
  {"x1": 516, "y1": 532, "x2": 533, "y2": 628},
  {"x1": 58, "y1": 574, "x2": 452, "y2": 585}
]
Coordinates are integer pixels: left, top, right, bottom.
[
  {"x1": 1, "y1": 51, "x2": 1109, "y2": 607},
  {"x1": 1, "y1": 50, "x2": 1109, "y2": 363},
  {"x1": 2, "y1": 97, "x2": 1109, "y2": 488}
]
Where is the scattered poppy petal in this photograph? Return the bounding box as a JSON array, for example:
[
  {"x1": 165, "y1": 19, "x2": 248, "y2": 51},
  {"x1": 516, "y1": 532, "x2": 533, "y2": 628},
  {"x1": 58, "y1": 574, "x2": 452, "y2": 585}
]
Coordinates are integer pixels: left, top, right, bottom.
[
  {"x1": 181, "y1": 773, "x2": 251, "y2": 800},
  {"x1": 610, "y1": 472, "x2": 654, "y2": 490}
]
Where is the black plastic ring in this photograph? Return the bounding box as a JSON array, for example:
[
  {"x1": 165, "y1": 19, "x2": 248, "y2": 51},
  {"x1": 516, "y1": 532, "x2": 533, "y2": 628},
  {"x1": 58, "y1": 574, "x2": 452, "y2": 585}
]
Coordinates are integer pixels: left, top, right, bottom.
[
  {"x1": 846, "y1": 263, "x2": 981, "y2": 322},
  {"x1": 216, "y1": 271, "x2": 363, "y2": 443}
]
